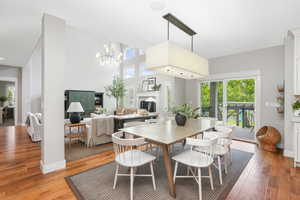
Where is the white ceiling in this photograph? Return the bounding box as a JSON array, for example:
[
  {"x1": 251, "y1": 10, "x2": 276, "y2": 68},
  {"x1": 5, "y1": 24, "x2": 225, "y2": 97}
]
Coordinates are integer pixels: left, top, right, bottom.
[{"x1": 1, "y1": 0, "x2": 300, "y2": 67}]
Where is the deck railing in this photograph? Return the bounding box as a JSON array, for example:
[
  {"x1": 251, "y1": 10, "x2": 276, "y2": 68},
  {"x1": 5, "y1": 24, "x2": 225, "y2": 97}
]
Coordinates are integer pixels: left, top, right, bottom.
[{"x1": 201, "y1": 102, "x2": 255, "y2": 128}]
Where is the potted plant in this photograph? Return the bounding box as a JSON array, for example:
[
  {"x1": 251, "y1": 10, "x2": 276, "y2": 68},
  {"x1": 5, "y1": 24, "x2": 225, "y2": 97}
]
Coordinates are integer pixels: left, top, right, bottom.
[
  {"x1": 7, "y1": 88, "x2": 14, "y2": 106},
  {"x1": 292, "y1": 100, "x2": 300, "y2": 116},
  {"x1": 105, "y1": 77, "x2": 126, "y2": 110},
  {"x1": 95, "y1": 107, "x2": 107, "y2": 115},
  {"x1": 0, "y1": 96, "x2": 8, "y2": 107},
  {"x1": 153, "y1": 83, "x2": 162, "y2": 91},
  {"x1": 171, "y1": 103, "x2": 200, "y2": 126}
]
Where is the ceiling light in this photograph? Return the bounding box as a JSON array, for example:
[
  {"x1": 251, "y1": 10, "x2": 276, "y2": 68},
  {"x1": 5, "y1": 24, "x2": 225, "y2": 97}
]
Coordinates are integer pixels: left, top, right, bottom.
[
  {"x1": 150, "y1": 1, "x2": 165, "y2": 11},
  {"x1": 96, "y1": 43, "x2": 123, "y2": 66},
  {"x1": 0, "y1": 57, "x2": 5, "y2": 61},
  {"x1": 146, "y1": 13, "x2": 209, "y2": 80}
]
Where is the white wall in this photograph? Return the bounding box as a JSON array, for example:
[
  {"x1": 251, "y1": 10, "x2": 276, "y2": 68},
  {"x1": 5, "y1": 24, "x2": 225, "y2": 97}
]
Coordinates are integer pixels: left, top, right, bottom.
[
  {"x1": 174, "y1": 78, "x2": 186, "y2": 106},
  {"x1": 22, "y1": 37, "x2": 42, "y2": 122},
  {"x1": 64, "y1": 26, "x2": 119, "y2": 111},
  {"x1": 209, "y1": 46, "x2": 285, "y2": 146},
  {"x1": 0, "y1": 65, "x2": 22, "y2": 124},
  {"x1": 185, "y1": 79, "x2": 200, "y2": 108}
]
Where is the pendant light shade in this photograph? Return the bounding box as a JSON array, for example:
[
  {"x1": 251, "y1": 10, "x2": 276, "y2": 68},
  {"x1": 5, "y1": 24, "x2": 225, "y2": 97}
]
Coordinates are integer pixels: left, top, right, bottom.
[
  {"x1": 146, "y1": 13, "x2": 209, "y2": 79},
  {"x1": 146, "y1": 41, "x2": 209, "y2": 79}
]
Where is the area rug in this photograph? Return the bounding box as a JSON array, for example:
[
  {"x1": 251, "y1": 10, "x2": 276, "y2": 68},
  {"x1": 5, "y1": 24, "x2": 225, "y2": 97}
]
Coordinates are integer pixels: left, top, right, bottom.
[{"x1": 65, "y1": 147, "x2": 253, "y2": 200}]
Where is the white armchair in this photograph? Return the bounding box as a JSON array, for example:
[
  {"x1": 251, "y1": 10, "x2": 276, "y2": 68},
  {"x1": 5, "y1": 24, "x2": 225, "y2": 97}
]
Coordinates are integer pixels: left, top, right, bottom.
[{"x1": 26, "y1": 112, "x2": 42, "y2": 142}]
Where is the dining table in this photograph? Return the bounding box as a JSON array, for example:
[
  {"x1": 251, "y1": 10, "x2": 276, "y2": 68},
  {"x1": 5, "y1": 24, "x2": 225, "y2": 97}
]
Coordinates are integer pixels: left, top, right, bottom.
[{"x1": 121, "y1": 118, "x2": 216, "y2": 198}]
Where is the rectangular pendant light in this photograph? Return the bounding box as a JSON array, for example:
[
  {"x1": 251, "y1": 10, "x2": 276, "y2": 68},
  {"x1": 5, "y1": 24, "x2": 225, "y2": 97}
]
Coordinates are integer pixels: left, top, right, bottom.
[
  {"x1": 146, "y1": 13, "x2": 209, "y2": 79},
  {"x1": 146, "y1": 41, "x2": 209, "y2": 79}
]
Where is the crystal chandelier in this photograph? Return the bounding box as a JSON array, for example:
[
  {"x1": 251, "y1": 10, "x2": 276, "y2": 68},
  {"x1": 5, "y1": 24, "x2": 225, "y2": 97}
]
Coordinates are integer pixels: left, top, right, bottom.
[{"x1": 96, "y1": 43, "x2": 123, "y2": 65}]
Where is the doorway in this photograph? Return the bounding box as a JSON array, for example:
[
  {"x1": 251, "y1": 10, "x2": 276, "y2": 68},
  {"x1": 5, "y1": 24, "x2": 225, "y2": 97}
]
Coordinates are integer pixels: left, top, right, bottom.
[
  {"x1": 200, "y1": 77, "x2": 257, "y2": 142},
  {"x1": 0, "y1": 81, "x2": 16, "y2": 127}
]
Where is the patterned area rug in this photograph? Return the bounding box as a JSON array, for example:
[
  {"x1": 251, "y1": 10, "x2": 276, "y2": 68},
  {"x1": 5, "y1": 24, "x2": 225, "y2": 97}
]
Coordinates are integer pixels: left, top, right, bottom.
[{"x1": 66, "y1": 147, "x2": 253, "y2": 200}]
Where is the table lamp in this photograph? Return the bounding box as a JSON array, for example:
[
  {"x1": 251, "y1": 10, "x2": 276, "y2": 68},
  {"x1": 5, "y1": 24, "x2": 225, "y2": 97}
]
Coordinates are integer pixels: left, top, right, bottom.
[{"x1": 67, "y1": 102, "x2": 84, "y2": 124}]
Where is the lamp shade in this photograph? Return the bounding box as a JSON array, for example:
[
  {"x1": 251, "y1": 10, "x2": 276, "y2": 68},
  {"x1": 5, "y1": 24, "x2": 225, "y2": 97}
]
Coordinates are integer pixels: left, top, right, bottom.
[
  {"x1": 67, "y1": 102, "x2": 84, "y2": 113},
  {"x1": 146, "y1": 41, "x2": 209, "y2": 79}
]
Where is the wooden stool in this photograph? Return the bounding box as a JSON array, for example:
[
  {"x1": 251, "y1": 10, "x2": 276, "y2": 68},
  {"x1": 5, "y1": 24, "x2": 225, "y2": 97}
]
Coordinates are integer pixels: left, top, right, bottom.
[{"x1": 256, "y1": 126, "x2": 281, "y2": 152}]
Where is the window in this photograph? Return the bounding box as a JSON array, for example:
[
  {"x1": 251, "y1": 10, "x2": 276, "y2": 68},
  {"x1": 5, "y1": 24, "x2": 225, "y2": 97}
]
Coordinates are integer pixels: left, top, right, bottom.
[
  {"x1": 139, "y1": 62, "x2": 154, "y2": 76},
  {"x1": 200, "y1": 81, "x2": 223, "y2": 119},
  {"x1": 123, "y1": 48, "x2": 137, "y2": 61},
  {"x1": 123, "y1": 65, "x2": 135, "y2": 79},
  {"x1": 138, "y1": 49, "x2": 145, "y2": 55}
]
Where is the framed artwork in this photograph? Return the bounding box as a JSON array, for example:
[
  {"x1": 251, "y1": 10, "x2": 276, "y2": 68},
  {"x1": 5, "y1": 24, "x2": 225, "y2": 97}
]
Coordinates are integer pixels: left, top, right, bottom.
[
  {"x1": 147, "y1": 77, "x2": 156, "y2": 91},
  {"x1": 142, "y1": 80, "x2": 149, "y2": 92}
]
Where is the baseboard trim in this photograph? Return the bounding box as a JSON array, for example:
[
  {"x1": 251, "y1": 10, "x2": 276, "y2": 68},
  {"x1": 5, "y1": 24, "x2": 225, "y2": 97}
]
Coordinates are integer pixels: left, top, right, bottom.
[
  {"x1": 40, "y1": 159, "x2": 66, "y2": 174},
  {"x1": 283, "y1": 150, "x2": 294, "y2": 158}
]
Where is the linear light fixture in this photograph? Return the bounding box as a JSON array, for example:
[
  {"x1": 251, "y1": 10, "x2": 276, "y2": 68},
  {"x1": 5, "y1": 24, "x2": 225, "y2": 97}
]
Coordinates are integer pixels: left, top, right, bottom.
[{"x1": 146, "y1": 13, "x2": 209, "y2": 79}]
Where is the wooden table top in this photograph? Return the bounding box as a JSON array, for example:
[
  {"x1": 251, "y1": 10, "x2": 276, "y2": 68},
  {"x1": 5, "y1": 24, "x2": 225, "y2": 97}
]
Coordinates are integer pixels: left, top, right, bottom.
[{"x1": 121, "y1": 118, "x2": 216, "y2": 145}]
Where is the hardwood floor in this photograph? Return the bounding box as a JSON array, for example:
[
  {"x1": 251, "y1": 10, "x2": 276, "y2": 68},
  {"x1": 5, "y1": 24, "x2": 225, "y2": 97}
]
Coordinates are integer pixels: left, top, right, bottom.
[{"x1": 0, "y1": 126, "x2": 299, "y2": 200}]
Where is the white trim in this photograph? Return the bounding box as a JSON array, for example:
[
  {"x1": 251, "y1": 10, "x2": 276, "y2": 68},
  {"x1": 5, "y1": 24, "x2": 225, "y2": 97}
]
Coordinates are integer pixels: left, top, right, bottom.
[
  {"x1": 200, "y1": 70, "x2": 261, "y2": 82},
  {"x1": 289, "y1": 28, "x2": 300, "y2": 37},
  {"x1": 223, "y1": 80, "x2": 227, "y2": 122},
  {"x1": 283, "y1": 149, "x2": 294, "y2": 158},
  {"x1": 40, "y1": 159, "x2": 66, "y2": 174},
  {"x1": 0, "y1": 76, "x2": 18, "y2": 125}
]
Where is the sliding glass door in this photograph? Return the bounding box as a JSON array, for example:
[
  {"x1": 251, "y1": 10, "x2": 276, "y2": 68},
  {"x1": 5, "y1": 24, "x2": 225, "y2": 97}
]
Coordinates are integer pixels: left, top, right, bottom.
[
  {"x1": 200, "y1": 78, "x2": 256, "y2": 142},
  {"x1": 200, "y1": 81, "x2": 223, "y2": 121}
]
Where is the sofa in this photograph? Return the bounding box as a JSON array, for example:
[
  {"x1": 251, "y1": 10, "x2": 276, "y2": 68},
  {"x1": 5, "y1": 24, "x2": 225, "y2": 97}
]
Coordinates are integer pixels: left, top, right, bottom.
[
  {"x1": 85, "y1": 114, "x2": 114, "y2": 147},
  {"x1": 25, "y1": 112, "x2": 42, "y2": 142}
]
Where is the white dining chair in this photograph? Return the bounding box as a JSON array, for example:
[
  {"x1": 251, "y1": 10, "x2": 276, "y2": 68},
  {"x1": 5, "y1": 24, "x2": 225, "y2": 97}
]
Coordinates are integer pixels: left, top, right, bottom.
[
  {"x1": 124, "y1": 121, "x2": 157, "y2": 153},
  {"x1": 112, "y1": 132, "x2": 156, "y2": 200},
  {"x1": 172, "y1": 136, "x2": 218, "y2": 200},
  {"x1": 200, "y1": 128, "x2": 232, "y2": 185},
  {"x1": 214, "y1": 125, "x2": 234, "y2": 163}
]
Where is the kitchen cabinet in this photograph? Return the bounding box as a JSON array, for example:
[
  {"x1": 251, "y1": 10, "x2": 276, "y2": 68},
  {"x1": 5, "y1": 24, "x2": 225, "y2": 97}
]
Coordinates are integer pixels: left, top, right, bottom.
[{"x1": 291, "y1": 29, "x2": 300, "y2": 94}]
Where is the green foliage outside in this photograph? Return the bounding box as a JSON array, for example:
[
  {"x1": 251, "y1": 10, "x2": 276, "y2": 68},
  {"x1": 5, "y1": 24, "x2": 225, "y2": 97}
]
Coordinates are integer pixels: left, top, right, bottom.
[
  {"x1": 7, "y1": 88, "x2": 14, "y2": 104},
  {"x1": 227, "y1": 79, "x2": 255, "y2": 102},
  {"x1": 200, "y1": 82, "x2": 210, "y2": 107},
  {"x1": 200, "y1": 79, "x2": 255, "y2": 107},
  {"x1": 200, "y1": 79, "x2": 255, "y2": 127},
  {"x1": 292, "y1": 100, "x2": 300, "y2": 110},
  {"x1": 0, "y1": 96, "x2": 8, "y2": 103}
]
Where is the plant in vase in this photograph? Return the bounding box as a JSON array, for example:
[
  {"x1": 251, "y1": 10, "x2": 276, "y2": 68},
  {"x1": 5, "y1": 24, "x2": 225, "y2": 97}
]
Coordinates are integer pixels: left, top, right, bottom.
[
  {"x1": 292, "y1": 100, "x2": 300, "y2": 116},
  {"x1": 171, "y1": 103, "x2": 200, "y2": 126},
  {"x1": 7, "y1": 88, "x2": 14, "y2": 106},
  {"x1": 95, "y1": 107, "x2": 107, "y2": 115},
  {"x1": 105, "y1": 77, "x2": 126, "y2": 110},
  {"x1": 0, "y1": 96, "x2": 8, "y2": 107},
  {"x1": 153, "y1": 83, "x2": 162, "y2": 91}
]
